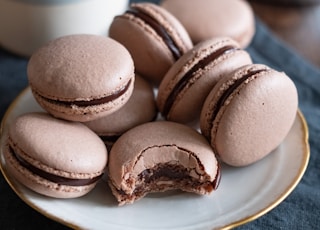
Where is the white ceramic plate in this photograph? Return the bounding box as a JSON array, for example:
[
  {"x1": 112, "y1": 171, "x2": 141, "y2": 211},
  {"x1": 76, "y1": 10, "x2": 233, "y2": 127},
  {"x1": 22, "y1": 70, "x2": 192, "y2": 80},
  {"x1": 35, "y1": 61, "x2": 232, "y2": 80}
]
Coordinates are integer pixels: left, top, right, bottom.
[{"x1": 0, "y1": 88, "x2": 309, "y2": 230}]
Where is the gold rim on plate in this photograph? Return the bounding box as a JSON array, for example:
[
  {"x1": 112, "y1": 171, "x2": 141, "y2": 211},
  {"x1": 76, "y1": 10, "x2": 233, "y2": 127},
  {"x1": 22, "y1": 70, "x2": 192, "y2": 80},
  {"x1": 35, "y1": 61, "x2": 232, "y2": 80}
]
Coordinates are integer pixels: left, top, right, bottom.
[
  {"x1": 221, "y1": 109, "x2": 309, "y2": 230},
  {"x1": 0, "y1": 87, "x2": 310, "y2": 229}
]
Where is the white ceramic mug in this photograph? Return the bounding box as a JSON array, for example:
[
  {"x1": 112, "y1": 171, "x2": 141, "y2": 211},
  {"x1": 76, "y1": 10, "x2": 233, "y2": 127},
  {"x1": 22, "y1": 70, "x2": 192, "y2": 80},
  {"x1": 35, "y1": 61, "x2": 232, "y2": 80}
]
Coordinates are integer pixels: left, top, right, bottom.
[{"x1": 0, "y1": 0, "x2": 128, "y2": 56}]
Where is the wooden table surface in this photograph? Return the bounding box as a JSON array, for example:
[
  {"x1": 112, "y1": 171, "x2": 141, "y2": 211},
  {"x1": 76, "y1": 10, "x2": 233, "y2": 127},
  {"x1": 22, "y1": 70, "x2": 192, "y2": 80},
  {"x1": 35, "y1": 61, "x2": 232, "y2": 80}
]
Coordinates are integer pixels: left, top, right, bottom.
[{"x1": 249, "y1": 1, "x2": 320, "y2": 67}]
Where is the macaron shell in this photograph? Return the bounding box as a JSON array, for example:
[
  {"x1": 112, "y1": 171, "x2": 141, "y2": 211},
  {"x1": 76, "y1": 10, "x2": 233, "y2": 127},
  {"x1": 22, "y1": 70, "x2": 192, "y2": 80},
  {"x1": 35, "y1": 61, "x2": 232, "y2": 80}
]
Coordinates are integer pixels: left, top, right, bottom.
[
  {"x1": 84, "y1": 75, "x2": 157, "y2": 136},
  {"x1": 161, "y1": 0, "x2": 255, "y2": 48},
  {"x1": 201, "y1": 65, "x2": 298, "y2": 166},
  {"x1": 108, "y1": 121, "x2": 218, "y2": 192},
  {"x1": 28, "y1": 34, "x2": 134, "y2": 100},
  {"x1": 8, "y1": 113, "x2": 107, "y2": 175},
  {"x1": 157, "y1": 37, "x2": 252, "y2": 123},
  {"x1": 27, "y1": 34, "x2": 135, "y2": 122},
  {"x1": 200, "y1": 64, "x2": 270, "y2": 139},
  {"x1": 4, "y1": 112, "x2": 108, "y2": 198},
  {"x1": 109, "y1": 3, "x2": 193, "y2": 84}
]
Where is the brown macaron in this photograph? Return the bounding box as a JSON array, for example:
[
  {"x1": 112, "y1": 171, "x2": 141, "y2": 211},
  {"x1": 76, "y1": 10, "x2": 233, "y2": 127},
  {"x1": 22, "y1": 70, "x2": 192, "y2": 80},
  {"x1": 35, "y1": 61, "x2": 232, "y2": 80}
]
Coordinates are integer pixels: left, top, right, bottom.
[
  {"x1": 27, "y1": 34, "x2": 135, "y2": 122},
  {"x1": 3, "y1": 112, "x2": 108, "y2": 198},
  {"x1": 84, "y1": 75, "x2": 157, "y2": 150},
  {"x1": 161, "y1": 0, "x2": 255, "y2": 48},
  {"x1": 200, "y1": 64, "x2": 298, "y2": 166},
  {"x1": 108, "y1": 121, "x2": 220, "y2": 206},
  {"x1": 157, "y1": 37, "x2": 252, "y2": 124},
  {"x1": 109, "y1": 2, "x2": 193, "y2": 85}
]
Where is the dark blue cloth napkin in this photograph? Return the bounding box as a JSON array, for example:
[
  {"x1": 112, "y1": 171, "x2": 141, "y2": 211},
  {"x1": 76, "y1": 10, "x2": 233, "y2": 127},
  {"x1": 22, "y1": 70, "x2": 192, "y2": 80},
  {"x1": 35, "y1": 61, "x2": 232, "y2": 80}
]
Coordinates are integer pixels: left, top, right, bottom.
[
  {"x1": 1, "y1": 1, "x2": 320, "y2": 229},
  {"x1": 239, "y1": 19, "x2": 320, "y2": 230}
]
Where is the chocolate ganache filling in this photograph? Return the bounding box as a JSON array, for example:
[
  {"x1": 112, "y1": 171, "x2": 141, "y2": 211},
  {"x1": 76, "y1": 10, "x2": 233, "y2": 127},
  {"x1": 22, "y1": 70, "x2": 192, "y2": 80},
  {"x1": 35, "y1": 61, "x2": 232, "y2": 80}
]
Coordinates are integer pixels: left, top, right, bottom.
[
  {"x1": 10, "y1": 146, "x2": 102, "y2": 186},
  {"x1": 39, "y1": 79, "x2": 131, "y2": 107},
  {"x1": 162, "y1": 45, "x2": 238, "y2": 118},
  {"x1": 126, "y1": 7, "x2": 182, "y2": 60},
  {"x1": 137, "y1": 162, "x2": 221, "y2": 191},
  {"x1": 208, "y1": 69, "x2": 267, "y2": 140},
  {"x1": 118, "y1": 163, "x2": 221, "y2": 200}
]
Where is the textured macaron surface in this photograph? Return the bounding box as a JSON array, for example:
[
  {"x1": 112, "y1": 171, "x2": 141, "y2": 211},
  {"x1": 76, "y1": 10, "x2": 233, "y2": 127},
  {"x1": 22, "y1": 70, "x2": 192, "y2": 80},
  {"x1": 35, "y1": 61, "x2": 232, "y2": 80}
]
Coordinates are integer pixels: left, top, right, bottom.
[
  {"x1": 157, "y1": 37, "x2": 252, "y2": 123},
  {"x1": 200, "y1": 64, "x2": 298, "y2": 166},
  {"x1": 161, "y1": 0, "x2": 255, "y2": 48},
  {"x1": 27, "y1": 34, "x2": 135, "y2": 122},
  {"x1": 84, "y1": 75, "x2": 157, "y2": 137},
  {"x1": 7, "y1": 112, "x2": 107, "y2": 176},
  {"x1": 109, "y1": 3, "x2": 193, "y2": 84},
  {"x1": 126, "y1": 3, "x2": 192, "y2": 60},
  {"x1": 108, "y1": 121, "x2": 219, "y2": 195},
  {"x1": 28, "y1": 34, "x2": 134, "y2": 101}
]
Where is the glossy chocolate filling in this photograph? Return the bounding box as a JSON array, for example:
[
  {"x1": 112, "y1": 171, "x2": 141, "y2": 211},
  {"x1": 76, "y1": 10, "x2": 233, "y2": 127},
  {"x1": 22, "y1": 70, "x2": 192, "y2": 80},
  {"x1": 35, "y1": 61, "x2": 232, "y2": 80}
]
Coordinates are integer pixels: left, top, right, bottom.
[
  {"x1": 10, "y1": 146, "x2": 102, "y2": 186},
  {"x1": 139, "y1": 163, "x2": 221, "y2": 190},
  {"x1": 118, "y1": 163, "x2": 221, "y2": 200},
  {"x1": 162, "y1": 46, "x2": 238, "y2": 118},
  {"x1": 40, "y1": 79, "x2": 131, "y2": 107},
  {"x1": 208, "y1": 69, "x2": 267, "y2": 140},
  {"x1": 126, "y1": 7, "x2": 182, "y2": 60}
]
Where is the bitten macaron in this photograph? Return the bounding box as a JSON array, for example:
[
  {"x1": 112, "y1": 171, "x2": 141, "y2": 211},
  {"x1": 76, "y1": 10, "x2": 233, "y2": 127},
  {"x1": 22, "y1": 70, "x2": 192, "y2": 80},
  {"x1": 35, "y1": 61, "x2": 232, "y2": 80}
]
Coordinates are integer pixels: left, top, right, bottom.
[
  {"x1": 161, "y1": 0, "x2": 255, "y2": 48},
  {"x1": 27, "y1": 34, "x2": 135, "y2": 122},
  {"x1": 3, "y1": 112, "x2": 108, "y2": 198},
  {"x1": 109, "y1": 2, "x2": 193, "y2": 84},
  {"x1": 200, "y1": 64, "x2": 298, "y2": 166},
  {"x1": 157, "y1": 37, "x2": 252, "y2": 124},
  {"x1": 84, "y1": 75, "x2": 157, "y2": 150},
  {"x1": 108, "y1": 121, "x2": 220, "y2": 205}
]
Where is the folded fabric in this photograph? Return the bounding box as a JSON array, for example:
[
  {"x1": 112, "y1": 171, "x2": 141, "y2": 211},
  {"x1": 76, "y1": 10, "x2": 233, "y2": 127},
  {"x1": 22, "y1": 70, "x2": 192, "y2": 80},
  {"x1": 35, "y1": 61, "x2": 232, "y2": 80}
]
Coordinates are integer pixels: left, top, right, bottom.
[{"x1": 238, "y1": 17, "x2": 320, "y2": 230}]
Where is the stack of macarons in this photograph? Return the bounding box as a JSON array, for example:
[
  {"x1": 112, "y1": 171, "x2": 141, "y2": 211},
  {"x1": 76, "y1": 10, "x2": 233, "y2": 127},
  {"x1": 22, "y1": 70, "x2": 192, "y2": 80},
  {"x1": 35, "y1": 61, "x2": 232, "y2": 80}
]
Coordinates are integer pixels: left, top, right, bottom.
[
  {"x1": 3, "y1": 1, "x2": 298, "y2": 206},
  {"x1": 109, "y1": 0, "x2": 255, "y2": 85},
  {"x1": 4, "y1": 33, "x2": 158, "y2": 199},
  {"x1": 105, "y1": 1, "x2": 297, "y2": 205}
]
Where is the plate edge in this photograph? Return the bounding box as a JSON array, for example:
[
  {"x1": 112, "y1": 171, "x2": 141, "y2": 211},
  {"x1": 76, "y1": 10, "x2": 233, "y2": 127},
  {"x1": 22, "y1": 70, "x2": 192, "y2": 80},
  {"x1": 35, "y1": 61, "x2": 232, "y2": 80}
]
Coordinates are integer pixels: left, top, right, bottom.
[
  {"x1": 0, "y1": 89, "x2": 311, "y2": 230},
  {"x1": 219, "y1": 109, "x2": 310, "y2": 230}
]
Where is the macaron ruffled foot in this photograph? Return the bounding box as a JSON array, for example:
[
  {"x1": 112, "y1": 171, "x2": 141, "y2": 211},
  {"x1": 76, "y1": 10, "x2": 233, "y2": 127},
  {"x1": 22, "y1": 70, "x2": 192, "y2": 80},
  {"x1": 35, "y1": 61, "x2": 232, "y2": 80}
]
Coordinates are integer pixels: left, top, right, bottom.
[{"x1": 200, "y1": 64, "x2": 298, "y2": 166}]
